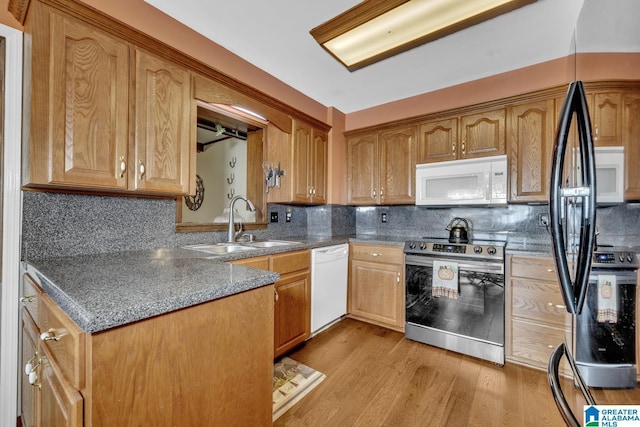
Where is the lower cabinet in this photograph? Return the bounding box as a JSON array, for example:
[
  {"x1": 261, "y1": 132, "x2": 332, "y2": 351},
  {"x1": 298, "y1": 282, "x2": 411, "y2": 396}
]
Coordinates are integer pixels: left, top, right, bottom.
[
  {"x1": 348, "y1": 243, "x2": 405, "y2": 331},
  {"x1": 232, "y1": 250, "x2": 311, "y2": 358},
  {"x1": 20, "y1": 273, "x2": 274, "y2": 426},
  {"x1": 506, "y1": 255, "x2": 572, "y2": 374}
]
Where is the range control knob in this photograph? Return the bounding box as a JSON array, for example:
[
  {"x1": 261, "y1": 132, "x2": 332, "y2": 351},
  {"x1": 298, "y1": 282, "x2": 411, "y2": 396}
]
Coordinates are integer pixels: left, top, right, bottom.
[
  {"x1": 627, "y1": 253, "x2": 634, "y2": 263},
  {"x1": 619, "y1": 254, "x2": 625, "y2": 263},
  {"x1": 420, "y1": 242, "x2": 427, "y2": 250},
  {"x1": 473, "y1": 246, "x2": 483, "y2": 254},
  {"x1": 487, "y1": 246, "x2": 497, "y2": 256},
  {"x1": 408, "y1": 242, "x2": 416, "y2": 249}
]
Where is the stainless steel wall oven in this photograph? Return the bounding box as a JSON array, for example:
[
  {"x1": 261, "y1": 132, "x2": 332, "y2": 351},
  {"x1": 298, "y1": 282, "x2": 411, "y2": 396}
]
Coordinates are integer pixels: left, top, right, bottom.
[{"x1": 404, "y1": 239, "x2": 505, "y2": 365}]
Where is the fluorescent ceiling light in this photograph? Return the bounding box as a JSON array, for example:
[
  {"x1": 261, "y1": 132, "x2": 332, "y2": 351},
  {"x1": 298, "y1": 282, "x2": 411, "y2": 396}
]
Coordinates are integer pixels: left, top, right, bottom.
[{"x1": 311, "y1": 0, "x2": 536, "y2": 71}]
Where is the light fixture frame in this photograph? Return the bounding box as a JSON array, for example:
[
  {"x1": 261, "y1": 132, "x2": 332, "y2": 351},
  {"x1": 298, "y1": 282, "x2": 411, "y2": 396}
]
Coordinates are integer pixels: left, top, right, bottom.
[{"x1": 310, "y1": 0, "x2": 537, "y2": 71}]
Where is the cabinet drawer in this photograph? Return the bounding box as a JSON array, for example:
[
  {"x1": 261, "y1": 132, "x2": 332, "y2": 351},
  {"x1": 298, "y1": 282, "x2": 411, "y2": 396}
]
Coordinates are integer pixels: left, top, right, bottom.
[
  {"x1": 350, "y1": 244, "x2": 403, "y2": 264},
  {"x1": 22, "y1": 274, "x2": 43, "y2": 325},
  {"x1": 511, "y1": 318, "x2": 570, "y2": 368},
  {"x1": 270, "y1": 250, "x2": 310, "y2": 275},
  {"x1": 231, "y1": 256, "x2": 270, "y2": 270},
  {"x1": 40, "y1": 295, "x2": 85, "y2": 389},
  {"x1": 511, "y1": 278, "x2": 569, "y2": 326},
  {"x1": 510, "y1": 256, "x2": 558, "y2": 281}
]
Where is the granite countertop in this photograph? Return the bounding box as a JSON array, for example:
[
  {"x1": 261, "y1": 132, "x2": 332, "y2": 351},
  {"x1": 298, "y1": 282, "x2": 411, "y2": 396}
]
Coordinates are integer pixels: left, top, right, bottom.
[{"x1": 23, "y1": 235, "x2": 406, "y2": 334}]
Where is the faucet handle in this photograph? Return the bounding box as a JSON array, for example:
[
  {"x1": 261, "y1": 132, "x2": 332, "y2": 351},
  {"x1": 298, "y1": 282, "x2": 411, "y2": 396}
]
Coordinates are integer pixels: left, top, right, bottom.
[{"x1": 234, "y1": 221, "x2": 244, "y2": 239}]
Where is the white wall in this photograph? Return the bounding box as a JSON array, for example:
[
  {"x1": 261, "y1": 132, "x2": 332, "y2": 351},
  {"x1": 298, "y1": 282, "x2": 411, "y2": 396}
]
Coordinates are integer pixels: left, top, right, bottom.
[{"x1": 0, "y1": 23, "x2": 23, "y2": 426}]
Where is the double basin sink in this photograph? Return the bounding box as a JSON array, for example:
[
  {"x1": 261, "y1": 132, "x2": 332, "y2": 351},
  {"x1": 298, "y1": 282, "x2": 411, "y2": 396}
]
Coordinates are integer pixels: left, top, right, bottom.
[{"x1": 183, "y1": 240, "x2": 302, "y2": 255}]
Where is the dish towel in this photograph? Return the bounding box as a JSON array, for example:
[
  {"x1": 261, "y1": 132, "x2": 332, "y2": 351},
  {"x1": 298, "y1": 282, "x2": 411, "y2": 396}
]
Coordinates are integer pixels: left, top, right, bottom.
[
  {"x1": 596, "y1": 274, "x2": 618, "y2": 323},
  {"x1": 432, "y1": 260, "x2": 459, "y2": 300}
]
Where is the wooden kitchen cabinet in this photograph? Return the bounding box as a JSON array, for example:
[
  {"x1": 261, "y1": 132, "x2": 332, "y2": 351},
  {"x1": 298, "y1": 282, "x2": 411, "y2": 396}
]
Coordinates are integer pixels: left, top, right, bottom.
[
  {"x1": 588, "y1": 90, "x2": 623, "y2": 147},
  {"x1": 20, "y1": 276, "x2": 83, "y2": 427},
  {"x1": 348, "y1": 243, "x2": 404, "y2": 331},
  {"x1": 231, "y1": 250, "x2": 312, "y2": 358},
  {"x1": 23, "y1": 2, "x2": 194, "y2": 195},
  {"x1": 417, "y1": 108, "x2": 506, "y2": 164},
  {"x1": 346, "y1": 126, "x2": 416, "y2": 205},
  {"x1": 20, "y1": 273, "x2": 274, "y2": 426},
  {"x1": 267, "y1": 120, "x2": 328, "y2": 204},
  {"x1": 623, "y1": 90, "x2": 640, "y2": 200},
  {"x1": 506, "y1": 255, "x2": 572, "y2": 374},
  {"x1": 291, "y1": 120, "x2": 327, "y2": 203},
  {"x1": 508, "y1": 99, "x2": 556, "y2": 203}
]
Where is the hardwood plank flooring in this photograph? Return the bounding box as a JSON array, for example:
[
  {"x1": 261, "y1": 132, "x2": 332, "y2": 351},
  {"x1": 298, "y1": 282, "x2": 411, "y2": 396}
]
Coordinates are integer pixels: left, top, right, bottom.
[{"x1": 274, "y1": 318, "x2": 640, "y2": 427}]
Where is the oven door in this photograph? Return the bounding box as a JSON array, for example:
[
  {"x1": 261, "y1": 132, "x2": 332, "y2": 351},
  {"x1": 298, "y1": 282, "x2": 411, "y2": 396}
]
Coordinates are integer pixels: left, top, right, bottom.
[{"x1": 405, "y1": 255, "x2": 504, "y2": 346}]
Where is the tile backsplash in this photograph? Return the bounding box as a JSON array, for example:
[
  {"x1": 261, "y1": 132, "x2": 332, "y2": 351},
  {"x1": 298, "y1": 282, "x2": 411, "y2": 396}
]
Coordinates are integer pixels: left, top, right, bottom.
[{"x1": 21, "y1": 191, "x2": 640, "y2": 259}]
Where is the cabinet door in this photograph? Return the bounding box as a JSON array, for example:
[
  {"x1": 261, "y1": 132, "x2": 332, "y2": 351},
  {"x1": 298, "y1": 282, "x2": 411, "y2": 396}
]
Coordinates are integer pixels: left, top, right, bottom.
[
  {"x1": 291, "y1": 121, "x2": 312, "y2": 202},
  {"x1": 21, "y1": 312, "x2": 39, "y2": 427},
  {"x1": 39, "y1": 345, "x2": 83, "y2": 427},
  {"x1": 508, "y1": 100, "x2": 555, "y2": 202},
  {"x1": 274, "y1": 271, "x2": 311, "y2": 357},
  {"x1": 347, "y1": 133, "x2": 379, "y2": 205},
  {"x1": 311, "y1": 128, "x2": 328, "y2": 203},
  {"x1": 379, "y1": 126, "x2": 416, "y2": 204},
  {"x1": 590, "y1": 91, "x2": 622, "y2": 147},
  {"x1": 623, "y1": 91, "x2": 640, "y2": 200},
  {"x1": 418, "y1": 118, "x2": 458, "y2": 163},
  {"x1": 459, "y1": 108, "x2": 506, "y2": 159},
  {"x1": 47, "y1": 12, "x2": 129, "y2": 189},
  {"x1": 134, "y1": 49, "x2": 192, "y2": 194},
  {"x1": 349, "y1": 259, "x2": 403, "y2": 329}
]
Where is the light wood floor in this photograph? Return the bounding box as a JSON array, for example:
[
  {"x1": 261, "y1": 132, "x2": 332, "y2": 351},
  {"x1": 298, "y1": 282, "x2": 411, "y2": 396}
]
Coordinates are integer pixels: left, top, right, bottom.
[{"x1": 274, "y1": 318, "x2": 640, "y2": 427}]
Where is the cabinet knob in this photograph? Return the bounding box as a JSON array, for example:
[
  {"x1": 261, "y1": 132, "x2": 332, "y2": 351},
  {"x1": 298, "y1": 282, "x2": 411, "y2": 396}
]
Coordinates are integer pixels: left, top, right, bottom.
[
  {"x1": 274, "y1": 290, "x2": 279, "y2": 302},
  {"x1": 461, "y1": 141, "x2": 466, "y2": 153},
  {"x1": 372, "y1": 189, "x2": 376, "y2": 198},
  {"x1": 138, "y1": 159, "x2": 146, "y2": 178},
  {"x1": 397, "y1": 272, "x2": 401, "y2": 284},
  {"x1": 594, "y1": 125, "x2": 599, "y2": 140},
  {"x1": 119, "y1": 155, "x2": 127, "y2": 178},
  {"x1": 40, "y1": 329, "x2": 61, "y2": 342},
  {"x1": 25, "y1": 353, "x2": 39, "y2": 375},
  {"x1": 380, "y1": 187, "x2": 384, "y2": 198},
  {"x1": 452, "y1": 143, "x2": 456, "y2": 153},
  {"x1": 20, "y1": 295, "x2": 35, "y2": 304}
]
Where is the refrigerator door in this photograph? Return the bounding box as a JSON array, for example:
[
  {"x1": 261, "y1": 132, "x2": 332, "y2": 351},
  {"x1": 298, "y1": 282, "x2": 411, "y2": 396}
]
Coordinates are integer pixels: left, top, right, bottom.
[{"x1": 549, "y1": 81, "x2": 597, "y2": 315}]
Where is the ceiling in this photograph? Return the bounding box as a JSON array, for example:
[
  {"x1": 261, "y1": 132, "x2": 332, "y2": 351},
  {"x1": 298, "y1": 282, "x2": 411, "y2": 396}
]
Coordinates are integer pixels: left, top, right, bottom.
[{"x1": 144, "y1": 0, "x2": 640, "y2": 114}]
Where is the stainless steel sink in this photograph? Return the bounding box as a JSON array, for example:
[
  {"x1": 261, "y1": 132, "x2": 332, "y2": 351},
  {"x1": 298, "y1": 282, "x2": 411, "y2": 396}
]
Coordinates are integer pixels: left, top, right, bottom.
[
  {"x1": 242, "y1": 240, "x2": 302, "y2": 248},
  {"x1": 183, "y1": 244, "x2": 255, "y2": 254}
]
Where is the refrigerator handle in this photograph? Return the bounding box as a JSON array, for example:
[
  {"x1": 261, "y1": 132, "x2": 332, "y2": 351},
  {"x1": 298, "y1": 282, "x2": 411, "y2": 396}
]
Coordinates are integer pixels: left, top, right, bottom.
[{"x1": 549, "y1": 81, "x2": 596, "y2": 315}]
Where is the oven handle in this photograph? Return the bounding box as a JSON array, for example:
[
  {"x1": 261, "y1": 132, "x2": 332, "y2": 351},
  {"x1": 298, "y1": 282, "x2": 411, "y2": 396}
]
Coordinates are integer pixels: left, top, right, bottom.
[{"x1": 405, "y1": 255, "x2": 504, "y2": 275}]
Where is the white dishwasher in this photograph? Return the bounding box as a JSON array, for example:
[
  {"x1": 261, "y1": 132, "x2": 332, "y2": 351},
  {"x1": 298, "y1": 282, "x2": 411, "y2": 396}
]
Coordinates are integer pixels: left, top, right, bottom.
[{"x1": 311, "y1": 244, "x2": 349, "y2": 336}]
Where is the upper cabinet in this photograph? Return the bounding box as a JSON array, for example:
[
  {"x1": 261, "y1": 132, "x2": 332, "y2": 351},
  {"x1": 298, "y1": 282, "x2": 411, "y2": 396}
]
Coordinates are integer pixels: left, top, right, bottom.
[
  {"x1": 417, "y1": 108, "x2": 506, "y2": 164},
  {"x1": 589, "y1": 90, "x2": 623, "y2": 147},
  {"x1": 24, "y1": 3, "x2": 194, "y2": 195},
  {"x1": 347, "y1": 126, "x2": 415, "y2": 205},
  {"x1": 133, "y1": 49, "x2": 192, "y2": 194},
  {"x1": 508, "y1": 99, "x2": 555, "y2": 203},
  {"x1": 623, "y1": 90, "x2": 640, "y2": 200},
  {"x1": 266, "y1": 120, "x2": 329, "y2": 205}
]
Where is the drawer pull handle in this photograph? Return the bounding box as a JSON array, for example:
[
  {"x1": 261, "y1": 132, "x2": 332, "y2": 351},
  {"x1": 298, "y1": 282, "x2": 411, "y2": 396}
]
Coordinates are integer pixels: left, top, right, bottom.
[
  {"x1": 546, "y1": 268, "x2": 554, "y2": 272},
  {"x1": 28, "y1": 370, "x2": 40, "y2": 388},
  {"x1": 547, "y1": 344, "x2": 554, "y2": 349},
  {"x1": 371, "y1": 253, "x2": 381, "y2": 257},
  {"x1": 40, "y1": 329, "x2": 61, "y2": 342},
  {"x1": 25, "y1": 353, "x2": 39, "y2": 375},
  {"x1": 20, "y1": 295, "x2": 35, "y2": 304},
  {"x1": 397, "y1": 272, "x2": 401, "y2": 284},
  {"x1": 274, "y1": 290, "x2": 279, "y2": 302},
  {"x1": 556, "y1": 304, "x2": 565, "y2": 309}
]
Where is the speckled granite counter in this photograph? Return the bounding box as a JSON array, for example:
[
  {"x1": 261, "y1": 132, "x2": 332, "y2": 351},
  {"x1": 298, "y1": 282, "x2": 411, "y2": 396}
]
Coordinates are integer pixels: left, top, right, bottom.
[{"x1": 22, "y1": 236, "x2": 405, "y2": 334}]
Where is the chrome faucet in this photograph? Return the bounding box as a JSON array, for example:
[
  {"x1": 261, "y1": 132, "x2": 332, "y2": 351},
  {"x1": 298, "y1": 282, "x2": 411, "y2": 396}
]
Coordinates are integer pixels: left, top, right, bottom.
[{"x1": 227, "y1": 195, "x2": 256, "y2": 242}]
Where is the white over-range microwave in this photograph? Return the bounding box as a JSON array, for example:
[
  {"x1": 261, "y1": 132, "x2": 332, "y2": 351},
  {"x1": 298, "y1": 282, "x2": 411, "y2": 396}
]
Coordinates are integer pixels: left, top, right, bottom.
[
  {"x1": 577, "y1": 146, "x2": 625, "y2": 204},
  {"x1": 415, "y1": 155, "x2": 508, "y2": 206}
]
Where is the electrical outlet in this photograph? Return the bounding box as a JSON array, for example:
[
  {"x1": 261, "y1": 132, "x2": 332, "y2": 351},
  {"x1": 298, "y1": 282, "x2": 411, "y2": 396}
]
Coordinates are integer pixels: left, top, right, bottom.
[
  {"x1": 270, "y1": 212, "x2": 278, "y2": 223},
  {"x1": 285, "y1": 210, "x2": 292, "y2": 222},
  {"x1": 537, "y1": 213, "x2": 549, "y2": 227},
  {"x1": 381, "y1": 213, "x2": 387, "y2": 223}
]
